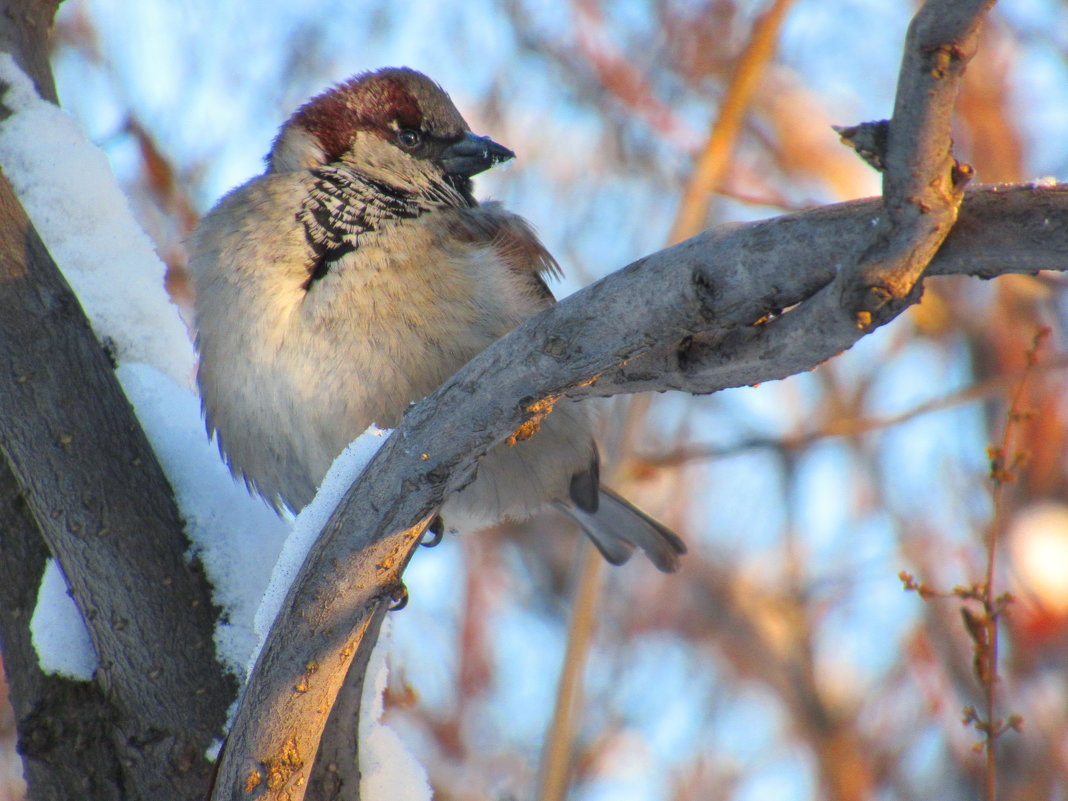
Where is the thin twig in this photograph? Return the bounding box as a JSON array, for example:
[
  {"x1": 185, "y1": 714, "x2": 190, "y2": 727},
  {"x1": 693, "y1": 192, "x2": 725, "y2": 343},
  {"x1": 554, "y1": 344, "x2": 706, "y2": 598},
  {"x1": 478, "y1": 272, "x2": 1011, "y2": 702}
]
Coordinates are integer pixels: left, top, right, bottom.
[
  {"x1": 571, "y1": 0, "x2": 693, "y2": 145},
  {"x1": 536, "y1": 547, "x2": 605, "y2": 801},
  {"x1": 643, "y1": 354, "x2": 1068, "y2": 466},
  {"x1": 976, "y1": 327, "x2": 1047, "y2": 799},
  {"x1": 901, "y1": 329, "x2": 1046, "y2": 800},
  {"x1": 666, "y1": 0, "x2": 796, "y2": 244}
]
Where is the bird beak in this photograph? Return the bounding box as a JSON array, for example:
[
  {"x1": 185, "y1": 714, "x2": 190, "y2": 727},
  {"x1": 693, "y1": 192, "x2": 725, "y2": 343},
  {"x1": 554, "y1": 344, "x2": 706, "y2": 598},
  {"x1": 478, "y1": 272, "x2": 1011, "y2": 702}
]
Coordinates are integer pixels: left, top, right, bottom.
[{"x1": 440, "y1": 132, "x2": 515, "y2": 177}]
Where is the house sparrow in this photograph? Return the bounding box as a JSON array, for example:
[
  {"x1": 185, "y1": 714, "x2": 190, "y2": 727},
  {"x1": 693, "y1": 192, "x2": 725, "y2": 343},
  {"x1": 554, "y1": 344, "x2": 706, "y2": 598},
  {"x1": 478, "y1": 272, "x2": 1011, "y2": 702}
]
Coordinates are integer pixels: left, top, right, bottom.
[{"x1": 188, "y1": 68, "x2": 686, "y2": 572}]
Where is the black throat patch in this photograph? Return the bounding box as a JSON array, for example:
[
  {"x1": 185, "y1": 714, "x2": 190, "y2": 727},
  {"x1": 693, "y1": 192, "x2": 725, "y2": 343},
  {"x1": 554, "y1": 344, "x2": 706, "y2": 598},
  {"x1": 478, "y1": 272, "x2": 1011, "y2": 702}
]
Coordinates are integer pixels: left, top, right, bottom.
[{"x1": 297, "y1": 166, "x2": 429, "y2": 289}]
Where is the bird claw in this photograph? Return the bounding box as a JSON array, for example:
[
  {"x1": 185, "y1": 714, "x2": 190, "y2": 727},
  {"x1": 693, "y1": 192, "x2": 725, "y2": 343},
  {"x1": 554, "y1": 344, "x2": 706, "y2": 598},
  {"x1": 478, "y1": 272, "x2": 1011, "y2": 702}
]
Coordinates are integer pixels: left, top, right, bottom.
[
  {"x1": 421, "y1": 517, "x2": 444, "y2": 547},
  {"x1": 389, "y1": 583, "x2": 409, "y2": 611}
]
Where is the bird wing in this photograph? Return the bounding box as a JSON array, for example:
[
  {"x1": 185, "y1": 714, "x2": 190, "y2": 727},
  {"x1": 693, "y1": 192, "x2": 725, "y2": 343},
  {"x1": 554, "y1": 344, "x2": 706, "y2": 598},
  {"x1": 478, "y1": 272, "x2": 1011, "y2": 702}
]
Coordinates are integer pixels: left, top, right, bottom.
[{"x1": 455, "y1": 202, "x2": 562, "y2": 305}]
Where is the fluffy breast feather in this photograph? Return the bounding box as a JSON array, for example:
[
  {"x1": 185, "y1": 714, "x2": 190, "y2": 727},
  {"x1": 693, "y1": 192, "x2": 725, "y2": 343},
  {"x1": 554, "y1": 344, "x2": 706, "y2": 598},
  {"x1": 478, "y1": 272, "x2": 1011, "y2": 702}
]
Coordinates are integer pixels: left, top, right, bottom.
[{"x1": 190, "y1": 183, "x2": 567, "y2": 510}]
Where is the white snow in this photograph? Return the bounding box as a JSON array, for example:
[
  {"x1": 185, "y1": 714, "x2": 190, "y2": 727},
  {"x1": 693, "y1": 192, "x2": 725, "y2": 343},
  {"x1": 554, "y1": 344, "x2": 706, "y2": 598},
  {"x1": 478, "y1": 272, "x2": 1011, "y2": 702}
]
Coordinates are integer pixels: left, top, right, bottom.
[
  {"x1": 116, "y1": 362, "x2": 290, "y2": 676},
  {"x1": 0, "y1": 54, "x2": 288, "y2": 679},
  {"x1": 250, "y1": 426, "x2": 390, "y2": 671},
  {"x1": 0, "y1": 54, "x2": 195, "y2": 387},
  {"x1": 29, "y1": 560, "x2": 97, "y2": 680},
  {"x1": 2, "y1": 56, "x2": 428, "y2": 799},
  {"x1": 0, "y1": 60, "x2": 273, "y2": 674},
  {"x1": 359, "y1": 618, "x2": 434, "y2": 801}
]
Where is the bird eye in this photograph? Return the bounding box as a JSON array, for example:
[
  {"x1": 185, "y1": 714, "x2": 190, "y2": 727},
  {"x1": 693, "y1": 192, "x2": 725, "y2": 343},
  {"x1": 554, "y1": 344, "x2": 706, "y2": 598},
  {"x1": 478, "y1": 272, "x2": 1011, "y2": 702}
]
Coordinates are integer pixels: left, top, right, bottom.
[{"x1": 397, "y1": 129, "x2": 421, "y2": 148}]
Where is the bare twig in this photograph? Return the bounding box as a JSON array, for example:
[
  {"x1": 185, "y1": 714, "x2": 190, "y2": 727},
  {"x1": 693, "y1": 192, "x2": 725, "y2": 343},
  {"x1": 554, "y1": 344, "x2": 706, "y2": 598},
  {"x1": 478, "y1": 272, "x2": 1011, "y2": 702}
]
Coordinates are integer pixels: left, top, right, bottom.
[
  {"x1": 572, "y1": 0, "x2": 692, "y2": 144},
  {"x1": 536, "y1": 547, "x2": 604, "y2": 801},
  {"x1": 973, "y1": 327, "x2": 1045, "y2": 798},
  {"x1": 643, "y1": 353, "x2": 1068, "y2": 465},
  {"x1": 667, "y1": 0, "x2": 796, "y2": 244},
  {"x1": 902, "y1": 329, "x2": 1044, "y2": 800}
]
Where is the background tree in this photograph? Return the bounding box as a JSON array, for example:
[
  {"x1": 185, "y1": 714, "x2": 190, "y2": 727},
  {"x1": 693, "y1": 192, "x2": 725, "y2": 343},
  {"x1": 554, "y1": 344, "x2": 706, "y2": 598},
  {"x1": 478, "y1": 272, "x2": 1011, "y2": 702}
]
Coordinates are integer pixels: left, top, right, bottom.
[{"x1": 2, "y1": 1, "x2": 1068, "y2": 800}]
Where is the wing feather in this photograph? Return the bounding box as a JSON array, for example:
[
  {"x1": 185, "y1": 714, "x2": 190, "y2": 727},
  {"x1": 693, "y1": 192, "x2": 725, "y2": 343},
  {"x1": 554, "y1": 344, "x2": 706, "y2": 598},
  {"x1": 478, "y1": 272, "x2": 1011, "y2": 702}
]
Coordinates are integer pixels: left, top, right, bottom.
[{"x1": 455, "y1": 203, "x2": 562, "y2": 303}]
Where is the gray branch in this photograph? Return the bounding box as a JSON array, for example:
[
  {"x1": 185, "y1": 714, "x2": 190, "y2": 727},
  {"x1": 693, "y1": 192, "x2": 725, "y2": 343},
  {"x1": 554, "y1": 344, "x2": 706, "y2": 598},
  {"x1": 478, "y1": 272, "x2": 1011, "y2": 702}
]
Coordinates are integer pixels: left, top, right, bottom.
[
  {"x1": 593, "y1": 184, "x2": 1067, "y2": 397},
  {"x1": 205, "y1": 0, "x2": 1056, "y2": 798},
  {"x1": 0, "y1": 2, "x2": 235, "y2": 798},
  {"x1": 215, "y1": 180, "x2": 1067, "y2": 799}
]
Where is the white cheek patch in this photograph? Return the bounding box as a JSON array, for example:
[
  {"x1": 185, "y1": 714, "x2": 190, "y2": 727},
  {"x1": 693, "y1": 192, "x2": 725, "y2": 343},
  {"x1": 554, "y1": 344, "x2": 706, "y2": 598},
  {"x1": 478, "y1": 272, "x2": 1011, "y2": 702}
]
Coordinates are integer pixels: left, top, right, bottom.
[{"x1": 269, "y1": 126, "x2": 327, "y2": 173}]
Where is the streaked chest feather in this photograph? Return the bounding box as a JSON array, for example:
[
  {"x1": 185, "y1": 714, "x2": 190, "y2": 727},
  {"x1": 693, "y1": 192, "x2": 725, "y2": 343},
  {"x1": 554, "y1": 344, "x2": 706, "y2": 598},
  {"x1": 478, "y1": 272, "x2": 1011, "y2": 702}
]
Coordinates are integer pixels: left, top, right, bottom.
[{"x1": 281, "y1": 218, "x2": 531, "y2": 425}]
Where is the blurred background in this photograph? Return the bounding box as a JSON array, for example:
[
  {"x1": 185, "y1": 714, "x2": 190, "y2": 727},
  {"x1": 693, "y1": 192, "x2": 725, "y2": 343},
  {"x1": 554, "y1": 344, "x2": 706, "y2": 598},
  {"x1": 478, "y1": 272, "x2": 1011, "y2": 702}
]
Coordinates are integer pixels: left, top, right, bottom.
[{"x1": 3, "y1": 1, "x2": 1068, "y2": 799}]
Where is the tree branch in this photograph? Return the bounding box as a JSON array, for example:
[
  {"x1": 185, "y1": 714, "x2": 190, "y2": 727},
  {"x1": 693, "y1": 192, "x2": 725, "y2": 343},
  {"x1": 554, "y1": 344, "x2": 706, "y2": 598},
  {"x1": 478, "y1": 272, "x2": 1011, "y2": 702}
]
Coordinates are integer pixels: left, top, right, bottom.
[
  {"x1": 0, "y1": 434, "x2": 129, "y2": 801},
  {"x1": 0, "y1": 167, "x2": 235, "y2": 799},
  {"x1": 210, "y1": 1, "x2": 1058, "y2": 797},
  {"x1": 0, "y1": 3, "x2": 236, "y2": 793},
  {"x1": 599, "y1": 184, "x2": 1065, "y2": 397},
  {"x1": 845, "y1": 0, "x2": 995, "y2": 322},
  {"x1": 212, "y1": 176, "x2": 1067, "y2": 800},
  {"x1": 642, "y1": 353, "x2": 1068, "y2": 465}
]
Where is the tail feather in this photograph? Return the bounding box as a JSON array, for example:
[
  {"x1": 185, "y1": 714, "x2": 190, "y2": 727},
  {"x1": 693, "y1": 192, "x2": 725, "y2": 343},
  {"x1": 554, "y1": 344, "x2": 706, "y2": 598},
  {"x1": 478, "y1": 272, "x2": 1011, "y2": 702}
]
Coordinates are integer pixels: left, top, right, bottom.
[{"x1": 559, "y1": 487, "x2": 686, "y2": 573}]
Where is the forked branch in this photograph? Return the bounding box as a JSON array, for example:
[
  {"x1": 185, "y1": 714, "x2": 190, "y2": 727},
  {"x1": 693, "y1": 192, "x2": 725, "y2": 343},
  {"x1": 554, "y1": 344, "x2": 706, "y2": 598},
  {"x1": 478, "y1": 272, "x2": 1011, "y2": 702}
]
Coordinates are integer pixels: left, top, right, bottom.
[{"x1": 209, "y1": 2, "x2": 1059, "y2": 800}]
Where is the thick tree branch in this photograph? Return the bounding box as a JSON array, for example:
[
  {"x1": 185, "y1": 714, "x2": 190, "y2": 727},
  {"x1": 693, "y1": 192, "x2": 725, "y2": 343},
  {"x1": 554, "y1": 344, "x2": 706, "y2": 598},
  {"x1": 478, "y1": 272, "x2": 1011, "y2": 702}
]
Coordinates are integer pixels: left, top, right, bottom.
[
  {"x1": 212, "y1": 176, "x2": 1067, "y2": 800},
  {"x1": 308, "y1": 604, "x2": 390, "y2": 799},
  {"x1": 600, "y1": 184, "x2": 1065, "y2": 396},
  {"x1": 0, "y1": 169, "x2": 235, "y2": 799},
  {"x1": 846, "y1": 0, "x2": 995, "y2": 321},
  {"x1": 0, "y1": 4, "x2": 236, "y2": 794},
  {"x1": 0, "y1": 439, "x2": 129, "y2": 801},
  {"x1": 209, "y1": 2, "x2": 1050, "y2": 798}
]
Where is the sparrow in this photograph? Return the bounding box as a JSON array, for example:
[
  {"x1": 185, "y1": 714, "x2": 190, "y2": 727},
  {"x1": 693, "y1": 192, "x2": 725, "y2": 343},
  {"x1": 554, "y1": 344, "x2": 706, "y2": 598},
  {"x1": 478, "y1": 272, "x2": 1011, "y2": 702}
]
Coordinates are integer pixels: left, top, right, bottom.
[{"x1": 188, "y1": 67, "x2": 686, "y2": 572}]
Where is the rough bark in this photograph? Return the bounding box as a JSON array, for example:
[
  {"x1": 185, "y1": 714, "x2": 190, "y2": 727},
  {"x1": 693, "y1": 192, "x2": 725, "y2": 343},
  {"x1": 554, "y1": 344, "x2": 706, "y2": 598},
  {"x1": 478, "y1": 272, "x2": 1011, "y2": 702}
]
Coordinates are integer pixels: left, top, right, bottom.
[
  {"x1": 0, "y1": 3, "x2": 236, "y2": 798},
  {"x1": 205, "y1": 1, "x2": 1064, "y2": 796},
  {"x1": 0, "y1": 170, "x2": 237, "y2": 799},
  {"x1": 599, "y1": 184, "x2": 1066, "y2": 396},
  {"x1": 0, "y1": 1, "x2": 1063, "y2": 800},
  {"x1": 845, "y1": 0, "x2": 995, "y2": 318},
  {"x1": 0, "y1": 444, "x2": 127, "y2": 801}
]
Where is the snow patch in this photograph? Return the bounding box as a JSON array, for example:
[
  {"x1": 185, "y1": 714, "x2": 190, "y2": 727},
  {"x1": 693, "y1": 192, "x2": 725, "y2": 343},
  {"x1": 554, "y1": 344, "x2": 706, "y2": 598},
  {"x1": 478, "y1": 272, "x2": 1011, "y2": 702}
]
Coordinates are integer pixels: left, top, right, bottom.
[
  {"x1": 0, "y1": 54, "x2": 194, "y2": 386},
  {"x1": 30, "y1": 560, "x2": 97, "y2": 681},
  {"x1": 250, "y1": 426, "x2": 390, "y2": 670},
  {"x1": 359, "y1": 619, "x2": 433, "y2": 801}
]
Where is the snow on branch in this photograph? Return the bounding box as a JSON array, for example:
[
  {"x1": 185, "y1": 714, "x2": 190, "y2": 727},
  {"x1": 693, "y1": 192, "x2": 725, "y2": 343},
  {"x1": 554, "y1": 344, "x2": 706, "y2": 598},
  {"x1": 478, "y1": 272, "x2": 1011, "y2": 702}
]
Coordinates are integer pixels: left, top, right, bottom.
[{"x1": 209, "y1": 0, "x2": 1066, "y2": 797}]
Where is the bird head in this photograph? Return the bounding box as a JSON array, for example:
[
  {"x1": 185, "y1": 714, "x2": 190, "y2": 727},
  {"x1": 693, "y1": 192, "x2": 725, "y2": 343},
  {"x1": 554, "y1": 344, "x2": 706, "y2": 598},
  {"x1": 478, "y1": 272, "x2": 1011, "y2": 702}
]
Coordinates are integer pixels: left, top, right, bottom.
[{"x1": 267, "y1": 68, "x2": 514, "y2": 200}]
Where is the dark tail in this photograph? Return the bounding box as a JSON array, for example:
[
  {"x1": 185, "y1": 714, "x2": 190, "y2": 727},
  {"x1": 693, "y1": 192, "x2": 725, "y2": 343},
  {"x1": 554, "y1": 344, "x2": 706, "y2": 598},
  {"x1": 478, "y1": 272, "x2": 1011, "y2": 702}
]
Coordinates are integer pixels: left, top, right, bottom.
[{"x1": 559, "y1": 487, "x2": 687, "y2": 573}]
